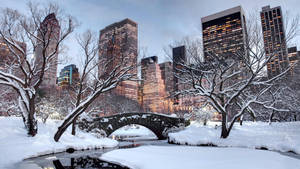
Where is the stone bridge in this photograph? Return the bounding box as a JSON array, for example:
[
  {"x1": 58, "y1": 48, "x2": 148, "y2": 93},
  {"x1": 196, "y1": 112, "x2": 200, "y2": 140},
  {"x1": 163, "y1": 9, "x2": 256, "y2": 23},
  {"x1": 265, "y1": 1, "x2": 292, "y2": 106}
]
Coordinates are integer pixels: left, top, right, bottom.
[{"x1": 78, "y1": 112, "x2": 189, "y2": 140}]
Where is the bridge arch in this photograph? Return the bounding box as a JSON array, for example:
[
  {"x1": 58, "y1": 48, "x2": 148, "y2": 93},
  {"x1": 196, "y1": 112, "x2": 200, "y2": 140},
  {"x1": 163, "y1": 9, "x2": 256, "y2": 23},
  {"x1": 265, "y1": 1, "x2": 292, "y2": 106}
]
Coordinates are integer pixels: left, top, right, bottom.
[
  {"x1": 78, "y1": 112, "x2": 189, "y2": 140},
  {"x1": 109, "y1": 123, "x2": 158, "y2": 139}
]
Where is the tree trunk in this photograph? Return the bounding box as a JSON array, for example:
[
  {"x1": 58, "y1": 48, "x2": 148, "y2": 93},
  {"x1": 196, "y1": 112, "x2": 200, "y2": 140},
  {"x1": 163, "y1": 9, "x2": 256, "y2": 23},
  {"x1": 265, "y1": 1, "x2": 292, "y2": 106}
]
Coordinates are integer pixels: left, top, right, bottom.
[
  {"x1": 203, "y1": 119, "x2": 207, "y2": 126},
  {"x1": 54, "y1": 107, "x2": 84, "y2": 142},
  {"x1": 54, "y1": 122, "x2": 69, "y2": 142},
  {"x1": 221, "y1": 111, "x2": 242, "y2": 138},
  {"x1": 221, "y1": 125, "x2": 229, "y2": 138},
  {"x1": 71, "y1": 117, "x2": 77, "y2": 135},
  {"x1": 220, "y1": 113, "x2": 229, "y2": 138},
  {"x1": 27, "y1": 98, "x2": 37, "y2": 136},
  {"x1": 268, "y1": 111, "x2": 274, "y2": 125},
  {"x1": 239, "y1": 115, "x2": 243, "y2": 126}
]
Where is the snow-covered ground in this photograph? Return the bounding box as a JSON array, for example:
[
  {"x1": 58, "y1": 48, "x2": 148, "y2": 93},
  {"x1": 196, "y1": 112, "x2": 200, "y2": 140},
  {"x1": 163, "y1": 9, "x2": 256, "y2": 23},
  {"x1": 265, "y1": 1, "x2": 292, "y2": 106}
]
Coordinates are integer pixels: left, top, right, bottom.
[
  {"x1": 169, "y1": 121, "x2": 300, "y2": 154},
  {"x1": 101, "y1": 145, "x2": 300, "y2": 169},
  {"x1": 0, "y1": 117, "x2": 118, "y2": 169},
  {"x1": 111, "y1": 125, "x2": 157, "y2": 139}
]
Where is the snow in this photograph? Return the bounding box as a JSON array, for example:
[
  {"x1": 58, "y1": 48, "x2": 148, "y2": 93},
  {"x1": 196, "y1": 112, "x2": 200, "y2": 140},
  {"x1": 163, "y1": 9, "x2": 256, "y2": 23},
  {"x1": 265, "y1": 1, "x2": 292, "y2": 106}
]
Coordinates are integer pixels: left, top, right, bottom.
[
  {"x1": 169, "y1": 121, "x2": 300, "y2": 154},
  {"x1": 101, "y1": 118, "x2": 109, "y2": 122},
  {"x1": 110, "y1": 125, "x2": 157, "y2": 138},
  {"x1": 101, "y1": 145, "x2": 300, "y2": 169},
  {"x1": 0, "y1": 117, "x2": 118, "y2": 169}
]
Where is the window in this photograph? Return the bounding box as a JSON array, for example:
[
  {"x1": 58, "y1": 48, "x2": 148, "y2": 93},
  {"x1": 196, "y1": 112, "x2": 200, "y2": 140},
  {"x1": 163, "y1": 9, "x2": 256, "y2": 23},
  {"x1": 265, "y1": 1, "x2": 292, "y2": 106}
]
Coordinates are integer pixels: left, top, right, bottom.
[
  {"x1": 277, "y1": 9, "x2": 281, "y2": 16},
  {"x1": 269, "y1": 11, "x2": 272, "y2": 20}
]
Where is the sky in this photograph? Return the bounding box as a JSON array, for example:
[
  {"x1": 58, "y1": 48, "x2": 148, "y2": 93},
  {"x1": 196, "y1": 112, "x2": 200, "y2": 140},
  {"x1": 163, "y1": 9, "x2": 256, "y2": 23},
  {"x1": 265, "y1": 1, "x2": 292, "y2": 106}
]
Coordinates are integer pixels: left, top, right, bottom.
[{"x1": 0, "y1": 0, "x2": 299, "y2": 73}]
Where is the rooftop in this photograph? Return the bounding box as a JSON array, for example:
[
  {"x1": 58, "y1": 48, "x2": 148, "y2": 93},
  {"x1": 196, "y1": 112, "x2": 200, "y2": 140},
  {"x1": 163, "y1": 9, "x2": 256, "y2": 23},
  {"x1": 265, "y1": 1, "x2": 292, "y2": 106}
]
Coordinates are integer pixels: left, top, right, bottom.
[
  {"x1": 201, "y1": 6, "x2": 244, "y2": 23},
  {"x1": 261, "y1": 5, "x2": 281, "y2": 11},
  {"x1": 100, "y1": 18, "x2": 137, "y2": 33}
]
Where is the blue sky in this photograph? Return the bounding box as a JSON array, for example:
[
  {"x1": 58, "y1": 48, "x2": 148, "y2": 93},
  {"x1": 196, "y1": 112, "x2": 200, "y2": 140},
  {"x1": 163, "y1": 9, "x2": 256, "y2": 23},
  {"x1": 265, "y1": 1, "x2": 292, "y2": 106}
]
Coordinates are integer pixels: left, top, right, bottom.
[{"x1": 0, "y1": 0, "x2": 299, "y2": 73}]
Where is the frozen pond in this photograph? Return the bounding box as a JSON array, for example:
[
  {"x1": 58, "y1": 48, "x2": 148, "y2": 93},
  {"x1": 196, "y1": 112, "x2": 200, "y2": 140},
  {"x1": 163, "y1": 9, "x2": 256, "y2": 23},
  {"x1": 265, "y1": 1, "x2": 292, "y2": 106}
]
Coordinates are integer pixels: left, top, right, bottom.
[
  {"x1": 13, "y1": 136, "x2": 300, "y2": 169},
  {"x1": 13, "y1": 138, "x2": 168, "y2": 169}
]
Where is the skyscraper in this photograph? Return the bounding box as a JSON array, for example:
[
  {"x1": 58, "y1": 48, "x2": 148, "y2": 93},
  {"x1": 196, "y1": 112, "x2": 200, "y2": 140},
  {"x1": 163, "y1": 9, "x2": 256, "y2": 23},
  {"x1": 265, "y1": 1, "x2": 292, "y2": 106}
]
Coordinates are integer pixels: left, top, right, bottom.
[
  {"x1": 172, "y1": 46, "x2": 186, "y2": 104},
  {"x1": 202, "y1": 6, "x2": 248, "y2": 62},
  {"x1": 260, "y1": 5, "x2": 289, "y2": 77},
  {"x1": 58, "y1": 64, "x2": 80, "y2": 89},
  {"x1": 35, "y1": 13, "x2": 60, "y2": 87},
  {"x1": 287, "y1": 46, "x2": 300, "y2": 76},
  {"x1": 140, "y1": 56, "x2": 166, "y2": 112},
  {"x1": 98, "y1": 18, "x2": 138, "y2": 101}
]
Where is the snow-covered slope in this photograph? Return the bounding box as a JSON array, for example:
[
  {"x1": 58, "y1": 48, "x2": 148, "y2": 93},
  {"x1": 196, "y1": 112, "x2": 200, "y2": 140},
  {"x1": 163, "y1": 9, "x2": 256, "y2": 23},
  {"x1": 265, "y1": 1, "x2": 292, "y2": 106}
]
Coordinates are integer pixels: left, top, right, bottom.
[
  {"x1": 101, "y1": 145, "x2": 300, "y2": 169},
  {"x1": 169, "y1": 121, "x2": 300, "y2": 154},
  {"x1": 0, "y1": 117, "x2": 118, "y2": 169}
]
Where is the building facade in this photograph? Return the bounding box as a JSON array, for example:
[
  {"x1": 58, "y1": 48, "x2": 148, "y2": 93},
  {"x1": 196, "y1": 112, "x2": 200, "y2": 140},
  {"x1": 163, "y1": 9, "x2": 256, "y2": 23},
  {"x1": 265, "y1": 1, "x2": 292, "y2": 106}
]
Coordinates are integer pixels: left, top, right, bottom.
[
  {"x1": 172, "y1": 46, "x2": 186, "y2": 104},
  {"x1": 287, "y1": 46, "x2": 300, "y2": 76},
  {"x1": 98, "y1": 18, "x2": 138, "y2": 101},
  {"x1": 260, "y1": 5, "x2": 289, "y2": 78},
  {"x1": 0, "y1": 39, "x2": 14, "y2": 71},
  {"x1": 35, "y1": 13, "x2": 60, "y2": 87},
  {"x1": 202, "y1": 6, "x2": 248, "y2": 62},
  {"x1": 58, "y1": 64, "x2": 80, "y2": 88},
  {"x1": 139, "y1": 56, "x2": 168, "y2": 113},
  {"x1": 0, "y1": 39, "x2": 26, "y2": 77},
  {"x1": 159, "y1": 61, "x2": 174, "y2": 96}
]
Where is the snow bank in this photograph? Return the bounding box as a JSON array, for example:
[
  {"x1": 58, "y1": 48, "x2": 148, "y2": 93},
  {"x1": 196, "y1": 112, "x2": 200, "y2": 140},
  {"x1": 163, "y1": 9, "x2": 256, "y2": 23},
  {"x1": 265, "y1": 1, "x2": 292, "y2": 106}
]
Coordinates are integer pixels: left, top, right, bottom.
[
  {"x1": 101, "y1": 145, "x2": 300, "y2": 169},
  {"x1": 0, "y1": 117, "x2": 118, "y2": 169},
  {"x1": 169, "y1": 121, "x2": 300, "y2": 154}
]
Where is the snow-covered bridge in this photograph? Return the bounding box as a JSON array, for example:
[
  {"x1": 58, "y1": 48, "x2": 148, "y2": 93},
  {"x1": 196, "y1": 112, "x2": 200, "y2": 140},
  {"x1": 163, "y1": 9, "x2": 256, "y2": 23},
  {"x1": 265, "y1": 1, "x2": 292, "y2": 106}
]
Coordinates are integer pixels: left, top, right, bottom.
[{"x1": 78, "y1": 112, "x2": 189, "y2": 139}]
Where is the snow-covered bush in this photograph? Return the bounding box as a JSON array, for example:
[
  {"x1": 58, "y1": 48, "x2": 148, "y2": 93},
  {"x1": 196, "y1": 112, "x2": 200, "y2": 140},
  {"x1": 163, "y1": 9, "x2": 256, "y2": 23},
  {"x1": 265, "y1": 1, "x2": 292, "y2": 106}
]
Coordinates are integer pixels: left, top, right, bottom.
[
  {"x1": 36, "y1": 89, "x2": 71, "y2": 123},
  {"x1": 192, "y1": 106, "x2": 214, "y2": 125}
]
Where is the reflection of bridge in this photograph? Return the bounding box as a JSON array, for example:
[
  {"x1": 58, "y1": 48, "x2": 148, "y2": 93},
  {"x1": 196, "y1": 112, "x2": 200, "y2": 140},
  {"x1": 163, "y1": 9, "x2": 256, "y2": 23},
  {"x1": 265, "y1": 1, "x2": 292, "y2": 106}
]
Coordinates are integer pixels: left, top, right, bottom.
[
  {"x1": 78, "y1": 113, "x2": 189, "y2": 140},
  {"x1": 53, "y1": 157, "x2": 129, "y2": 169}
]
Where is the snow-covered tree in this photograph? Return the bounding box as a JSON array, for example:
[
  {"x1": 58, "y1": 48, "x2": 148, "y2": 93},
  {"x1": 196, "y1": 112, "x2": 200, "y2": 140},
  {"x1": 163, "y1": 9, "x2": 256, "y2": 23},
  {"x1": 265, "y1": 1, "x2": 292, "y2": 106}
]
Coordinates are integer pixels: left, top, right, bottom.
[
  {"x1": 249, "y1": 81, "x2": 300, "y2": 124},
  {"x1": 96, "y1": 93, "x2": 143, "y2": 115},
  {"x1": 192, "y1": 104, "x2": 215, "y2": 125},
  {"x1": 54, "y1": 30, "x2": 137, "y2": 141},
  {"x1": 171, "y1": 13, "x2": 299, "y2": 138},
  {"x1": 35, "y1": 88, "x2": 71, "y2": 123},
  {"x1": 0, "y1": 3, "x2": 74, "y2": 136}
]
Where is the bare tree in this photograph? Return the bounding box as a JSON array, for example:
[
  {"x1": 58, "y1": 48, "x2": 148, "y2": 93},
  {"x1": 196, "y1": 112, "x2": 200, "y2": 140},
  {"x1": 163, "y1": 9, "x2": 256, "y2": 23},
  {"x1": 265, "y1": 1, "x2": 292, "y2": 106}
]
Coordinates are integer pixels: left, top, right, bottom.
[
  {"x1": 0, "y1": 3, "x2": 74, "y2": 136},
  {"x1": 105, "y1": 93, "x2": 143, "y2": 114},
  {"x1": 250, "y1": 79, "x2": 300, "y2": 124},
  {"x1": 54, "y1": 30, "x2": 137, "y2": 142},
  {"x1": 172, "y1": 13, "x2": 299, "y2": 138}
]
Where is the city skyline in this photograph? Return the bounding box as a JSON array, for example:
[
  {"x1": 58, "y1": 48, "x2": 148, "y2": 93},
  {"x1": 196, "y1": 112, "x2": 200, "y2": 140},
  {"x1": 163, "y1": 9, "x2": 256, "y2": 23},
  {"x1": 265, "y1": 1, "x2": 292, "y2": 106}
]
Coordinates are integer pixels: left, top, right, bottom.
[
  {"x1": 1, "y1": 0, "x2": 299, "y2": 74},
  {"x1": 0, "y1": 2, "x2": 300, "y2": 168}
]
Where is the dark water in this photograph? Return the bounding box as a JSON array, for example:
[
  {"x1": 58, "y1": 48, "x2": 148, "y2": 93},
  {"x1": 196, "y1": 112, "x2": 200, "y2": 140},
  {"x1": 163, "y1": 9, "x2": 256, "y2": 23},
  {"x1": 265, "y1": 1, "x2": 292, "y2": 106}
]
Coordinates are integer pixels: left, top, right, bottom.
[
  {"x1": 14, "y1": 139, "x2": 168, "y2": 169},
  {"x1": 52, "y1": 156, "x2": 129, "y2": 169},
  {"x1": 15, "y1": 148, "x2": 129, "y2": 169}
]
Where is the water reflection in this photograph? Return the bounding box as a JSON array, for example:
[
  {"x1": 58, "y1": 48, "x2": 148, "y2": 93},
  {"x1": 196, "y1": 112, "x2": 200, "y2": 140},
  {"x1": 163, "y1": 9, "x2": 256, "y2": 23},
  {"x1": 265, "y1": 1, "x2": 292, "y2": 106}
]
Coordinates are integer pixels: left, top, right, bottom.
[
  {"x1": 16, "y1": 149, "x2": 130, "y2": 169},
  {"x1": 51, "y1": 156, "x2": 129, "y2": 169}
]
